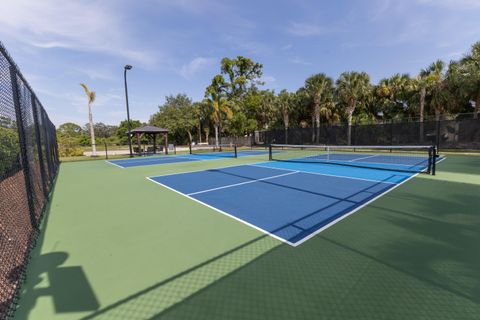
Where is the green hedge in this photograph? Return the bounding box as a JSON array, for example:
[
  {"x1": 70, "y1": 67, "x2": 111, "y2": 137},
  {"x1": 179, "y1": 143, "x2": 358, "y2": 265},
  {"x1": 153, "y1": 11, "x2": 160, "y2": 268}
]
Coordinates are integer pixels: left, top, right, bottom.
[{"x1": 0, "y1": 126, "x2": 20, "y2": 177}]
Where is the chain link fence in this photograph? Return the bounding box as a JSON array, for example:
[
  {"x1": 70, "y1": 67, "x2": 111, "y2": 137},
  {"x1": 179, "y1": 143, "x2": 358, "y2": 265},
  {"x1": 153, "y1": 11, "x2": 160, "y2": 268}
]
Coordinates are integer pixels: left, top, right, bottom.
[
  {"x1": 0, "y1": 42, "x2": 59, "y2": 320},
  {"x1": 255, "y1": 118, "x2": 480, "y2": 150}
]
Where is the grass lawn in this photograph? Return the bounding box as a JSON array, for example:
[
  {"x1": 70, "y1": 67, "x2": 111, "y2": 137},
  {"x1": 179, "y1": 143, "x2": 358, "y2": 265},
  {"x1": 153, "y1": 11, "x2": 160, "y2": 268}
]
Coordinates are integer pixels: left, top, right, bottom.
[{"x1": 14, "y1": 153, "x2": 480, "y2": 320}]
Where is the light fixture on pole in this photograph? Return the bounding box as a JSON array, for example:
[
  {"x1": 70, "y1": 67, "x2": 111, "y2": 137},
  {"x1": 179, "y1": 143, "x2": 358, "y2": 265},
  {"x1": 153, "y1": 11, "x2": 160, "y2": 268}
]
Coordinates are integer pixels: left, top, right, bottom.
[{"x1": 124, "y1": 64, "x2": 133, "y2": 157}]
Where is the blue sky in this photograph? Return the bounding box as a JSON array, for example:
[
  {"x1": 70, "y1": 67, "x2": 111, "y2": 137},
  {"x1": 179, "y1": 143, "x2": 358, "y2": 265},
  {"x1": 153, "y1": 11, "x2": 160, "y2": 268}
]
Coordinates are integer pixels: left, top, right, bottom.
[{"x1": 1, "y1": 0, "x2": 479, "y2": 126}]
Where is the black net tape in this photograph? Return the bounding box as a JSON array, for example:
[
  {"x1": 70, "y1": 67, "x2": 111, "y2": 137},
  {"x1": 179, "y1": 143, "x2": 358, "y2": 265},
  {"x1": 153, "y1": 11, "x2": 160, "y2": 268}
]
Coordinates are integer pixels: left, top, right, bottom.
[{"x1": 0, "y1": 42, "x2": 58, "y2": 320}]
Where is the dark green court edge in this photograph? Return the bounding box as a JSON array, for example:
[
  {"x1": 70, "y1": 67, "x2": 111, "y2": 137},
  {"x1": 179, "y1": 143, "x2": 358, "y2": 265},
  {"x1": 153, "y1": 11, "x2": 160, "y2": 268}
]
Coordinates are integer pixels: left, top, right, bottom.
[{"x1": 14, "y1": 154, "x2": 480, "y2": 320}]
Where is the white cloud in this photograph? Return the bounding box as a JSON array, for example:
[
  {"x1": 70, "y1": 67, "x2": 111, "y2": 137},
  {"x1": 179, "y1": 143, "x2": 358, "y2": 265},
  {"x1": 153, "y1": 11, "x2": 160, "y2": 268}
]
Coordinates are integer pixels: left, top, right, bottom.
[
  {"x1": 261, "y1": 75, "x2": 276, "y2": 84},
  {"x1": 180, "y1": 57, "x2": 214, "y2": 79},
  {"x1": 74, "y1": 67, "x2": 116, "y2": 81},
  {"x1": 287, "y1": 22, "x2": 331, "y2": 37},
  {"x1": 281, "y1": 44, "x2": 293, "y2": 51},
  {"x1": 289, "y1": 57, "x2": 312, "y2": 65},
  {"x1": 444, "y1": 51, "x2": 464, "y2": 59},
  {"x1": 416, "y1": 0, "x2": 480, "y2": 9},
  {"x1": 0, "y1": 0, "x2": 155, "y2": 65}
]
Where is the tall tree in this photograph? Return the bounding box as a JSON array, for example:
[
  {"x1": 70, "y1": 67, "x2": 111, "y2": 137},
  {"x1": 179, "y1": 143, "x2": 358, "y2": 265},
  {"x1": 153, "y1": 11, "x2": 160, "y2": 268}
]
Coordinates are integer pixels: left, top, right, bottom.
[
  {"x1": 205, "y1": 75, "x2": 233, "y2": 146},
  {"x1": 57, "y1": 122, "x2": 83, "y2": 137},
  {"x1": 276, "y1": 90, "x2": 292, "y2": 144},
  {"x1": 80, "y1": 83, "x2": 97, "y2": 156},
  {"x1": 150, "y1": 94, "x2": 197, "y2": 144},
  {"x1": 192, "y1": 100, "x2": 210, "y2": 143},
  {"x1": 220, "y1": 56, "x2": 263, "y2": 98},
  {"x1": 376, "y1": 73, "x2": 411, "y2": 119},
  {"x1": 425, "y1": 60, "x2": 446, "y2": 120},
  {"x1": 116, "y1": 120, "x2": 142, "y2": 144},
  {"x1": 457, "y1": 42, "x2": 480, "y2": 118},
  {"x1": 336, "y1": 72, "x2": 371, "y2": 145},
  {"x1": 258, "y1": 90, "x2": 276, "y2": 130},
  {"x1": 304, "y1": 73, "x2": 334, "y2": 143}
]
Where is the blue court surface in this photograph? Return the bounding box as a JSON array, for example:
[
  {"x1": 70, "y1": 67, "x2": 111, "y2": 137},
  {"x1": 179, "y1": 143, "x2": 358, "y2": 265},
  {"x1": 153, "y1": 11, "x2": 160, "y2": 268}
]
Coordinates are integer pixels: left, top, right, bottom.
[
  {"x1": 107, "y1": 149, "x2": 270, "y2": 168},
  {"x1": 285, "y1": 153, "x2": 432, "y2": 172},
  {"x1": 148, "y1": 162, "x2": 417, "y2": 246}
]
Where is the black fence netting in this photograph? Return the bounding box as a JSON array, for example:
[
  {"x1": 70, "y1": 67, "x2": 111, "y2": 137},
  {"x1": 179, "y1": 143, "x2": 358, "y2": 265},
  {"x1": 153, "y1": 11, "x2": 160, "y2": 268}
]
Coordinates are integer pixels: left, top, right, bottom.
[
  {"x1": 208, "y1": 135, "x2": 253, "y2": 147},
  {"x1": 255, "y1": 117, "x2": 480, "y2": 149},
  {"x1": 0, "y1": 42, "x2": 59, "y2": 320}
]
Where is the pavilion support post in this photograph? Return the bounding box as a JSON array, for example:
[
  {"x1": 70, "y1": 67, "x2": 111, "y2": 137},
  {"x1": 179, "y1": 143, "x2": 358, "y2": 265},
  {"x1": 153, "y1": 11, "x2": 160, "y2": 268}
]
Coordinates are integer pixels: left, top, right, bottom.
[
  {"x1": 153, "y1": 134, "x2": 157, "y2": 154},
  {"x1": 165, "y1": 133, "x2": 168, "y2": 155},
  {"x1": 136, "y1": 133, "x2": 141, "y2": 155}
]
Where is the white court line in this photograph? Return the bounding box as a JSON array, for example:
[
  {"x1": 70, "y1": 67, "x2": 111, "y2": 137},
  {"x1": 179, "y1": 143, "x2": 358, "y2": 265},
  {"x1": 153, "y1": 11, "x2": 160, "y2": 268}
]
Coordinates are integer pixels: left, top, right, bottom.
[
  {"x1": 187, "y1": 171, "x2": 299, "y2": 196},
  {"x1": 105, "y1": 160, "x2": 125, "y2": 169},
  {"x1": 146, "y1": 171, "x2": 409, "y2": 247},
  {"x1": 108, "y1": 156, "x2": 200, "y2": 168},
  {"x1": 149, "y1": 163, "x2": 252, "y2": 178},
  {"x1": 146, "y1": 159, "x2": 444, "y2": 246},
  {"x1": 247, "y1": 164, "x2": 398, "y2": 185},
  {"x1": 349, "y1": 154, "x2": 378, "y2": 162},
  {"x1": 146, "y1": 177, "x2": 295, "y2": 246},
  {"x1": 115, "y1": 155, "x2": 194, "y2": 164},
  {"x1": 291, "y1": 172, "x2": 419, "y2": 246}
]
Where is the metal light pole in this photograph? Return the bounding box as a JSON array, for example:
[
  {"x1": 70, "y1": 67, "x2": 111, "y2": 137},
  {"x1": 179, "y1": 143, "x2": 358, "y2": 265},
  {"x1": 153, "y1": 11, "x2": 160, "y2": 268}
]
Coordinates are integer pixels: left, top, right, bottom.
[{"x1": 124, "y1": 65, "x2": 133, "y2": 157}]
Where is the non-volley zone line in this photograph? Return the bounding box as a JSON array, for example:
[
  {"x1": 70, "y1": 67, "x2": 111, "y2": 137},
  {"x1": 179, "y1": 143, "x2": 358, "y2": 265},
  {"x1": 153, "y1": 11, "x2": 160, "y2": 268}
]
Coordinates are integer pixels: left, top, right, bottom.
[
  {"x1": 107, "y1": 155, "x2": 200, "y2": 168},
  {"x1": 107, "y1": 149, "x2": 271, "y2": 168},
  {"x1": 148, "y1": 163, "x2": 416, "y2": 246}
]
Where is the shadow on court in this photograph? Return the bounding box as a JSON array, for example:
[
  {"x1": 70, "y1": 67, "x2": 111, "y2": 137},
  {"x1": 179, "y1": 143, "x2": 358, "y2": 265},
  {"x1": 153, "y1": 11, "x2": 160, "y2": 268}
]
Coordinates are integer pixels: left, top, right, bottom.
[
  {"x1": 14, "y1": 183, "x2": 100, "y2": 320},
  {"x1": 74, "y1": 177, "x2": 480, "y2": 319},
  {"x1": 15, "y1": 157, "x2": 480, "y2": 319}
]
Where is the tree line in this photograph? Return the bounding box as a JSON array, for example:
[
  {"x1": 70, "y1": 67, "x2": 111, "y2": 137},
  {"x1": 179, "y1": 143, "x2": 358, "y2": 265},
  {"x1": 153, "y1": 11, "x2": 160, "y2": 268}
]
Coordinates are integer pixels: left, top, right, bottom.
[
  {"x1": 150, "y1": 41, "x2": 480, "y2": 146},
  {"x1": 59, "y1": 41, "x2": 480, "y2": 147}
]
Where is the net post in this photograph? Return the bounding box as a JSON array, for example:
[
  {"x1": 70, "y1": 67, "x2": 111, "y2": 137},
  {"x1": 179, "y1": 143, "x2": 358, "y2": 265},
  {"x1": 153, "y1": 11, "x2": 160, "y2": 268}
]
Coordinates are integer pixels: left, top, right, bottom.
[
  {"x1": 269, "y1": 144, "x2": 272, "y2": 160},
  {"x1": 234, "y1": 144, "x2": 237, "y2": 158},
  {"x1": 189, "y1": 144, "x2": 192, "y2": 154},
  {"x1": 427, "y1": 146, "x2": 433, "y2": 175},
  {"x1": 104, "y1": 141, "x2": 108, "y2": 159},
  {"x1": 432, "y1": 146, "x2": 436, "y2": 175}
]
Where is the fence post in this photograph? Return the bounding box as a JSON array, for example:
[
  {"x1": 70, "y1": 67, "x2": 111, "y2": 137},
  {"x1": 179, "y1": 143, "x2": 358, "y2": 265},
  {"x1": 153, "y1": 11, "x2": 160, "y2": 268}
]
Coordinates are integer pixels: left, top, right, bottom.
[
  {"x1": 435, "y1": 120, "x2": 440, "y2": 149},
  {"x1": 10, "y1": 66, "x2": 38, "y2": 229},
  {"x1": 390, "y1": 119, "x2": 394, "y2": 147},
  {"x1": 352, "y1": 123, "x2": 356, "y2": 146},
  {"x1": 269, "y1": 144, "x2": 272, "y2": 160},
  {"x1": 31, "y1": 96, "x2": 49, "y2": 197},
  {"x1": 40, "y1": 109, "x2": 53, "y2": 180}
]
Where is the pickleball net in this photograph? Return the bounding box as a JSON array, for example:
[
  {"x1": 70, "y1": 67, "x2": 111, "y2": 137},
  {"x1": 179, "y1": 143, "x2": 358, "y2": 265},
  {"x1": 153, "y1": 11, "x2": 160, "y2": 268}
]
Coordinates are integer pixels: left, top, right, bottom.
[
  {"x1": 189, "y1": 144, "x2": 238, "y2": 158},
  {"x1": 269, "y1": 144, "x2": 437, "y2": 174}
]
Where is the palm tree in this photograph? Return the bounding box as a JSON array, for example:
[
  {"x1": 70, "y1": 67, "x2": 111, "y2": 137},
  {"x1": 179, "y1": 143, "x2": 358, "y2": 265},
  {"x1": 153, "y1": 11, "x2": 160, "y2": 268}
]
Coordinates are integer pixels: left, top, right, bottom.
[
  {"x1": 205, "y1": 75, "x2": 233, "y2": 147},
  {"x1": 259, "y1": 90, "x2": 276, "y2": 130},
  {"x1": 411, "y1": 61, "x2": 445, "y2": 142},
  {"x1": 426, "y1": 60, "x2": 446, "y2": 120},
  {"x1": 304, "y1": 73, "x2": 335, "y2": 143},
  {"x1": 80, "y1": 83, "x2": 97, "y2": 156},
  {"x1": 376, "y1": 74, "x2": 411, "y2": 119},
  {"x1": 457, "y1": 42, "x2": 480, "y2": 118},
  {"x1": 276, "y1": 89, "x2": 292, "y2": 144},
  {"x1": 411, "y1": 74, "x2": 429, "y2": 142},
  {"x1": 336, "y1": 72, "x2": 371, "y2": 145},
  {"x1": 319, "y1": 99, "x2": 339, "y2": 124}
]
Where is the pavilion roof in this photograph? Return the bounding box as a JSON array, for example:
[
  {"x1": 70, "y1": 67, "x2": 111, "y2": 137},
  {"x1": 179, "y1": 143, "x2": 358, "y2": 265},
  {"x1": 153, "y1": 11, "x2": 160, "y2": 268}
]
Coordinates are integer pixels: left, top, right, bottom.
[{"x1": 129, "y1": 125, "x2": 168, "y2": 134}]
